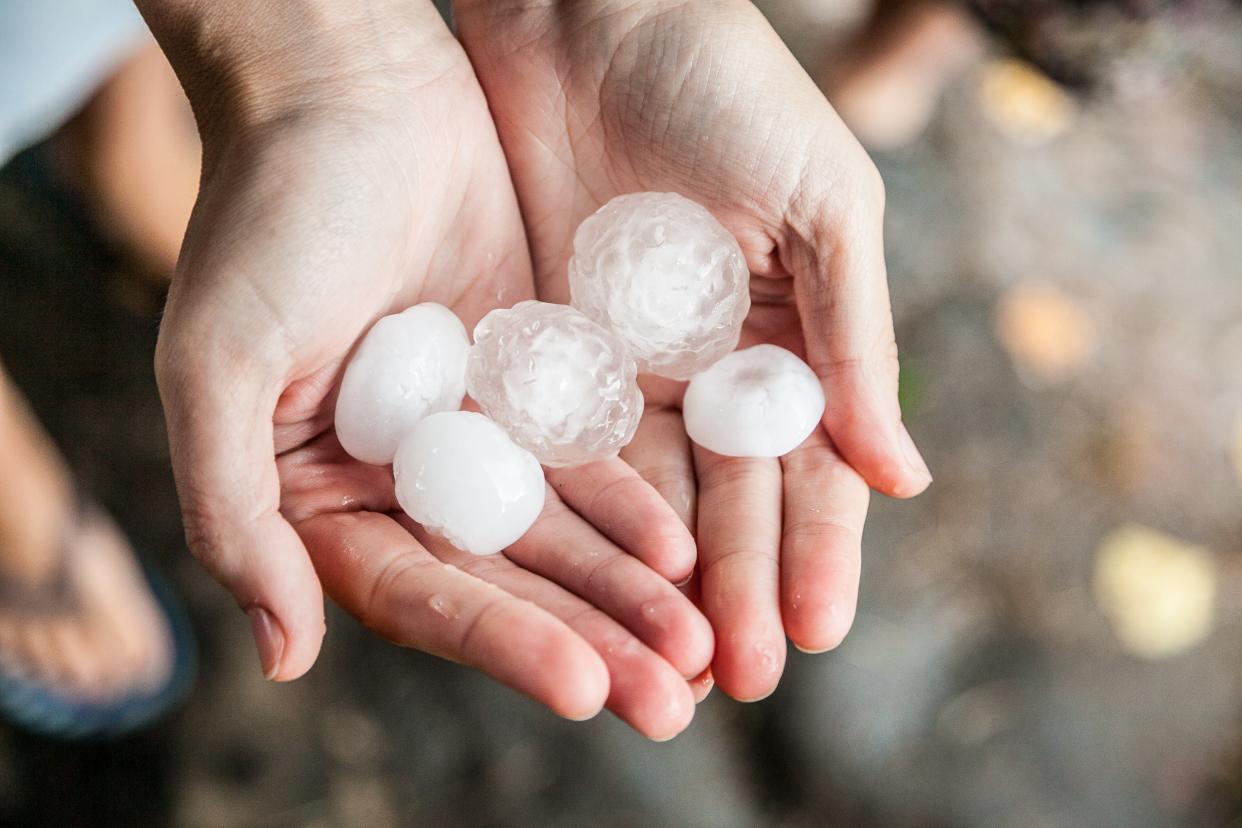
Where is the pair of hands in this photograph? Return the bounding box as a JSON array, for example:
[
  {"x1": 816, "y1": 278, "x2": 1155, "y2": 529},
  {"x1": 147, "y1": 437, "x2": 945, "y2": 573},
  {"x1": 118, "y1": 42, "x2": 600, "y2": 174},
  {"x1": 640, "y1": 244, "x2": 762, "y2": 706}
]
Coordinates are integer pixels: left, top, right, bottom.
[{"x1": 141, "y1": 0, "x2": 930, "y2": 740}]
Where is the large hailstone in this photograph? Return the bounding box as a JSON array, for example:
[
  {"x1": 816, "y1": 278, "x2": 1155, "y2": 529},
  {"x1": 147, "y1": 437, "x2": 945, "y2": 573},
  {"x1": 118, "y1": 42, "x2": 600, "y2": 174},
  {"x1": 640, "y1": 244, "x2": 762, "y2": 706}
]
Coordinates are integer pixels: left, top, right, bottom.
[
  {"x1": 334, "y1": 303, "x2": 470, "y2": 465},
  {"x1": 467, "y1": 300, "x2": 643, "y2": 468},
  {"x1": 683, "y1": 345, "x2": 825, "y2": 458},
  {"x1": 568, "y1": 192, "x2": 751, "y2": 380},
  {"x1": 393, "y1": 411, "x2": 545, "y2": 556}
]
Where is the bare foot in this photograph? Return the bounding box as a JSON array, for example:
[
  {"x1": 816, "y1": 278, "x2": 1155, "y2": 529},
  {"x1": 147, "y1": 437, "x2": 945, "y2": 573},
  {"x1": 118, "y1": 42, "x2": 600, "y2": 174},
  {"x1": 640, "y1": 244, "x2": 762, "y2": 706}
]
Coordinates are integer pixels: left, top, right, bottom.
[
  {"x1": 821, "y1": 0, "x2": 984, "y2": 151},
  {"x1": 0, "y1": 374, "x2": 173, "y2": 704}
]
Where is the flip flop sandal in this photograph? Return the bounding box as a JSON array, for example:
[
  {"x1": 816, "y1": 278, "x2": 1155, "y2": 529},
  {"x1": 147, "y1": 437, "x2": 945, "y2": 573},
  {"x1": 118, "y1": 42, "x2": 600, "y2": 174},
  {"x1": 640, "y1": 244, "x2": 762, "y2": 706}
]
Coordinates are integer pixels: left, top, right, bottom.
[{"x1": 0, "y1": 499, "x2": 196, "y2": 740}]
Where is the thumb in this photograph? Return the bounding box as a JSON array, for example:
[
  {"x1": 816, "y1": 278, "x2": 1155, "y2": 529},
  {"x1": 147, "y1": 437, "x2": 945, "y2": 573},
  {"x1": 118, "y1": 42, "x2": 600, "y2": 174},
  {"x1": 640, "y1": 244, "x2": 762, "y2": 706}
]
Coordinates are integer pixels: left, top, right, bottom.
[
  {"x1": 155, "y1": 331, "x2": 326, "y2": 680},
  {"x1": 787, "y1": 165, "x2": 932, "y2": 498}
]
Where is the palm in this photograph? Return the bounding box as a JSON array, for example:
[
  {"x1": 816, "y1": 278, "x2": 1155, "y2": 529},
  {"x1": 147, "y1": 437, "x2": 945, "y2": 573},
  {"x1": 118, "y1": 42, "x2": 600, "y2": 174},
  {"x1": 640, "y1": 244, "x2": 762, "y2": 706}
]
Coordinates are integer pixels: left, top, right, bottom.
[
  {"x1": 460, "y1": 0, "x2": 926, "y2": 701},
  {"x1": 160, "y1": 44, "x2": 709, "y2": 738}
]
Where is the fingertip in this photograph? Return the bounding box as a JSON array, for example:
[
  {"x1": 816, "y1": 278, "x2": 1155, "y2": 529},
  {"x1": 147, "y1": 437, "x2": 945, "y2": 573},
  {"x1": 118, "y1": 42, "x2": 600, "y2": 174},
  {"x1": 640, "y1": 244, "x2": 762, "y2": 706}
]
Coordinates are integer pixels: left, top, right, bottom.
[
  {"x1": 550, "y1": 642, "x2": 610, "y2": 722},
  {"x1": 489, "y1": 605, "x2": 609, "y2": 722},
  {"x1": 638, "y1": 676, "x2": 697, "y2": 742},
  {"x1": 651, "y1": 525, "x2": 698, "y2": 586},
  {"x1": 264, "y1": 608, "x2": 326, "y2": 682},
  {"x1": 689, "y1": 668, "x2": 714, "y2": 704},
  {"x1": 829, "y1": 423, "x2": 931, "y2": 499},
  {"x1": 886, "y1": 472, "x2": 933, "y2": 500},
  {"x1": 641, "y1": 595, "x2": 715, "y2": 679},
  {"x1": 233, "y1": 519, "x2": 327, "y2": 682},
  {"x1": 786, "y1": 598, "x2": 857, "y2": 655},
  {"x1": 682, "y1": 608, "x2": 716, "y2": 680},
  {"x1": 713, "y1": 631, "x2": 786, "y2": 703}
]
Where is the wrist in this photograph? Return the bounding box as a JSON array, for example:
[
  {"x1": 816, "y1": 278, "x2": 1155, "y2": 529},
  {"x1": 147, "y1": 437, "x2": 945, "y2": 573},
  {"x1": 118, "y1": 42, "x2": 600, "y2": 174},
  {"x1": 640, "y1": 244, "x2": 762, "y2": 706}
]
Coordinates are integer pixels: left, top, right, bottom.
[{"x1": 135, "y1": 0, "x2": 455, "y2": 134}]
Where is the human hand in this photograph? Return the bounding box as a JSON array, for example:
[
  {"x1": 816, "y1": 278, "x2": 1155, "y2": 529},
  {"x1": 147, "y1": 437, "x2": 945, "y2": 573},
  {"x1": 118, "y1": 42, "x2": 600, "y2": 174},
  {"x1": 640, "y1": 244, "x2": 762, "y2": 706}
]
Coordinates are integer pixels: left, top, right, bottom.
[
  {"x1": 139, "y1": 0, "x2": 711, "y2": 738},
  {"x1": 456, "y1": 0, "x2": 932, "y2": 701}
]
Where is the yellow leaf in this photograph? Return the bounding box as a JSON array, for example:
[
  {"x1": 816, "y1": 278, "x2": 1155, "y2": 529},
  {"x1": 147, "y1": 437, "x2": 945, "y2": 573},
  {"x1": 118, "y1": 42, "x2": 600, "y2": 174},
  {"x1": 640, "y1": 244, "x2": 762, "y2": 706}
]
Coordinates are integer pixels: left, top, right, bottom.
[
  {"x1": 1092, "y1": 525, "x2": 1217, "y2": 660},
  {"x1": 978, "y1": 58, "x2": 1076, "y2": 144},
  {"x1": 995, "y1": 281, "x2": 1093, "y2": 382}
]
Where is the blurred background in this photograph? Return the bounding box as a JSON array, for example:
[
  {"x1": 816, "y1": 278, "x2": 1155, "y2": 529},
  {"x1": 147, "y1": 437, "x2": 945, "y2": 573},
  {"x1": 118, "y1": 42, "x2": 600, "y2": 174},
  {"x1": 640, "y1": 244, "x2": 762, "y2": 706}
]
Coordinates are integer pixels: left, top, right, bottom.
[{"x1": 0, "y1": 0, "x2": 1239, "y2": 825}]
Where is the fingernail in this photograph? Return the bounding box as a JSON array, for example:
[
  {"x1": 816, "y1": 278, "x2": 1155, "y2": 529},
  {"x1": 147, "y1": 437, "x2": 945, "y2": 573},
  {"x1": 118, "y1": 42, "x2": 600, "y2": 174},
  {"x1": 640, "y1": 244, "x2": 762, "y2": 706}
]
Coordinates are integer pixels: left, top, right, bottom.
[
  {"x1": 247, "y1": 606, "x2": 284, "y2": 680},
  {"x1": 898, "y1": 424, "x2": 932, "y2": 483}
]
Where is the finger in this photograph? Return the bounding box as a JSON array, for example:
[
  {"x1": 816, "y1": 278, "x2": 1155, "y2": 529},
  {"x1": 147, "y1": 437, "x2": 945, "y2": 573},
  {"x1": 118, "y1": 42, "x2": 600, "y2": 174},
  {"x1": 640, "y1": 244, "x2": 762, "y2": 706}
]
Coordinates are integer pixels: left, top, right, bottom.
[
  {"x1": 689, "y1": 668, "x2": 715, "y2": 703},
  {"x1": 676, "y1": 570, "x2": 714, "y2": 703},
  {"x1": 618, "y1": 403, "x2": 698, "y2": 536},
  {"x1": 407, "y1": 521, "x2": 697, "y2": 741},
  {"x1": 779, "y1": 429, "x2": 869, "y2": 652},
  {"x1": 277, "y1": 431, "x2": 397, "y2": 526},
  {"x1": 506, "y1": 487, "x2": 714, "y2": 679},
  {"x1": 785, "y1": 163, "x2": 932, "y2": 499},
  {"x1": 547, "y1": 451, "x2": 695, "y2": 584},
  {"x1": 299, "y1": 510, "x2": 609, "y2": 722},
  {"x1": 693, "y1": 446, "x2": 786, "y2": 701},
  {"x1": 156, "y1": 347, "x2": 324, "y2": 681}
]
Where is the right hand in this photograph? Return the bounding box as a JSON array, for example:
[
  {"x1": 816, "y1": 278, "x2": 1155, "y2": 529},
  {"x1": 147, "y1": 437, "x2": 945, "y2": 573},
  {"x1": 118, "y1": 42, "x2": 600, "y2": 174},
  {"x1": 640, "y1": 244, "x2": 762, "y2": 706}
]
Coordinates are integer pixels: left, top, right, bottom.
[
  {"x1": 455, "y1": 0, "x2": 932, "y2": 702},
  {"x1": 141, "y1": 0, "x2": 711, "y2": 739}
]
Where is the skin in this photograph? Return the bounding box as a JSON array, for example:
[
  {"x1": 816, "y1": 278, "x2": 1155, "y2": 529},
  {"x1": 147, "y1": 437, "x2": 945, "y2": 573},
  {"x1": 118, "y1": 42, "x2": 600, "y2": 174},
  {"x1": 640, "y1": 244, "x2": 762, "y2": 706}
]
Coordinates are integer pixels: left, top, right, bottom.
[
  {"x1": 0, "y1": 370, "x2": 173, "y2": 699},
  {"x1": 454, "y1": 0, "x2": 933, "y2": 701},
  {"x1": 137, "y1": 0, "x2": 711, "y2": 740}
]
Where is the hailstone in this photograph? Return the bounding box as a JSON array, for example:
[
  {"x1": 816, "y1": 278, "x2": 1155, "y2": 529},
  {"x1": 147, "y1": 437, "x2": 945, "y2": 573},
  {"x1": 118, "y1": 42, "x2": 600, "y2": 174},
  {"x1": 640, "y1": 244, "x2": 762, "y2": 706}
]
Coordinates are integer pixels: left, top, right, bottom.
[
  {"x1": 467, "y1": 300, "x2": 643, "y2": 468},
  {"x1": 683, "y1": 345, "x2": 825, "y2": 458},
  {"x1": 568, "y1": 192, "x2": 751, "y2": 380},
  {"x1": 393, "y1": 411, "x2": 545, "y2": 556},
  {"x1": 335, "y1": 303, "x2": 470, "y2": 465}
]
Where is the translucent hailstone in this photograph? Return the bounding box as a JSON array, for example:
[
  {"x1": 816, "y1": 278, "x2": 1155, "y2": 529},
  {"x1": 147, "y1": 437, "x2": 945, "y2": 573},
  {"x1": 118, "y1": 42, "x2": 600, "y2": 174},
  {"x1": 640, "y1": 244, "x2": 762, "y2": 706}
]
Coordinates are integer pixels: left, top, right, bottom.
[
  {"x1": 568, "y1": 192, "x2": 751, "y2": 380},
  {"x1": 335, "y1": 303, "x2": 470, "y2": 465},
  {"x1": 467, "y1": 300, "x2": 643, "y2": 468},
  {"x1": 393, "y1": 411, "x2": 545, "y2": 556},
  {"x1": 683, "y1": 345, "x2": 825, "y2": 458}
]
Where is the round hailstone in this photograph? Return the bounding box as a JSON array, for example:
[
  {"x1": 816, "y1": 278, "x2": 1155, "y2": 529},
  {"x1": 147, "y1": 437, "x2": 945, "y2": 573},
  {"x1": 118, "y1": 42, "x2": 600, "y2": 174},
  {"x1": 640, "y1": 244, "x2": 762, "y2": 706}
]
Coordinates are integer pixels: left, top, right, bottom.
[
  {"x1": 467, "y1": 300, "x2": 643, "y2": 468},
  {"x1": 683, "y1": 345, "x2": 825, "y2": 458},
  {"x1": 334, "y1": 303, "x2": 469, "y2": 465},
  {"x1": 393, "y1": 411, "x2": 545, "y2": 556},
  {"x1": 568, "y1": 192, "x2": 751, "y2": 380}
]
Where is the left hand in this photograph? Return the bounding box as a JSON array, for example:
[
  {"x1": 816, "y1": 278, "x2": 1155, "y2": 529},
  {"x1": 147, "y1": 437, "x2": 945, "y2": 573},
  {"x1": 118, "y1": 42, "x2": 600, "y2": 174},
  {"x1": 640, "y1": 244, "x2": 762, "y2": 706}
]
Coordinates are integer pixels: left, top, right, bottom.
[
  {"x1": 456, "y1": 0, "x2": 932, "y2": 701},
  {"x1": 140, "y1": 0, "x2": 712, "y2": 738}
]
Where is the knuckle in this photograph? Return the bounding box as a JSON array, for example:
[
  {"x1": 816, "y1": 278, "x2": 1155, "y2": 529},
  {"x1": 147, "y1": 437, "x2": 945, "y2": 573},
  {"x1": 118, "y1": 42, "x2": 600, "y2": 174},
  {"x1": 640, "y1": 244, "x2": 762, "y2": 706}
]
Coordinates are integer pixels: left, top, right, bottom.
[
  {"x1": 457, "y1": 597, "x2": 510, "y2": 662},
  {"x1": 179, "y1": 502, "x2": 229, "y2": 578}
]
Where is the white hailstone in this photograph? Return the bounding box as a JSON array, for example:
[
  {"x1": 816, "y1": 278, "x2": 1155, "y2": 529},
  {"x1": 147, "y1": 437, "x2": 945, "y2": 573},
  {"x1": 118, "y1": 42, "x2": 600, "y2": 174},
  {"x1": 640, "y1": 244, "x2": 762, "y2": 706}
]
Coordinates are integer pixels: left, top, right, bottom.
[
  {"x1": 393, "y1": 411, "x2": 545, "y2": 556},
  {"x1": 683, "y1": 345, "x2": 825, "y2": 458},
  {"x1": 568, "y1": 192, "x2": 751, "y2": 380},
  {"x1": 334, "y1": 303, "x2": 470, "y2": 465},
  {"x1": 467, "y1": 300, "x2": 643, "y2": 468}
]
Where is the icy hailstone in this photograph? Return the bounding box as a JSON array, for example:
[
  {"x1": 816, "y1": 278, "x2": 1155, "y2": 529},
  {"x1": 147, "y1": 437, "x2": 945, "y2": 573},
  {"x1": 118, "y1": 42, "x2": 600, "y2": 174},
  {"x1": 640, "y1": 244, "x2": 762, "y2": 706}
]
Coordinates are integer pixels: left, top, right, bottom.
[
  {"x1": 335, "y1": 303, "x2": 470, "y2": 465},
  {"x1": 568, "y1": 192, "x2": 751, "y2": 380},
  {"x1": 467, "y1": 300, "x2": 643, "y2": 468},
  {"x1": 683, "y1": 345, "x2": 825, "y2": 458},
  {"x1": 393, "y1": 411, "x2": 545, "y2": 556}
]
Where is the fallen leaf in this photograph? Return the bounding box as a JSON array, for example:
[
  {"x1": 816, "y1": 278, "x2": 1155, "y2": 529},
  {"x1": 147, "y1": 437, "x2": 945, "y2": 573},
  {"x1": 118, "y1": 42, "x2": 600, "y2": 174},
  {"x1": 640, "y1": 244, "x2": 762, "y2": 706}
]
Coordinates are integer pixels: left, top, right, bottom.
[
  {"x1": 1092, "y1": 524, "x2": 1216, "y2": 660},
  {"x1": 978, "y1": 58, "x2": 1076, "y2": 144},
  {"x1": 995, "y1": 281, "x2": 1093, "y2": 382}
]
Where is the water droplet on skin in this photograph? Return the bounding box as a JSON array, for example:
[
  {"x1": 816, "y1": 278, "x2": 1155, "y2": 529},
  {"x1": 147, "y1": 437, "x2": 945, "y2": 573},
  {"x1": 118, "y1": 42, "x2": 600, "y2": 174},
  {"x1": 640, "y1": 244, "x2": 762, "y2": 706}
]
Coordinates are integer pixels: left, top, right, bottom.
[
  {"x1": 755, "y1": 643, "x2": 777, "y2": 674},
  {"x1": 428, "y1": 594, "x2": 457, "y2": 620}
]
